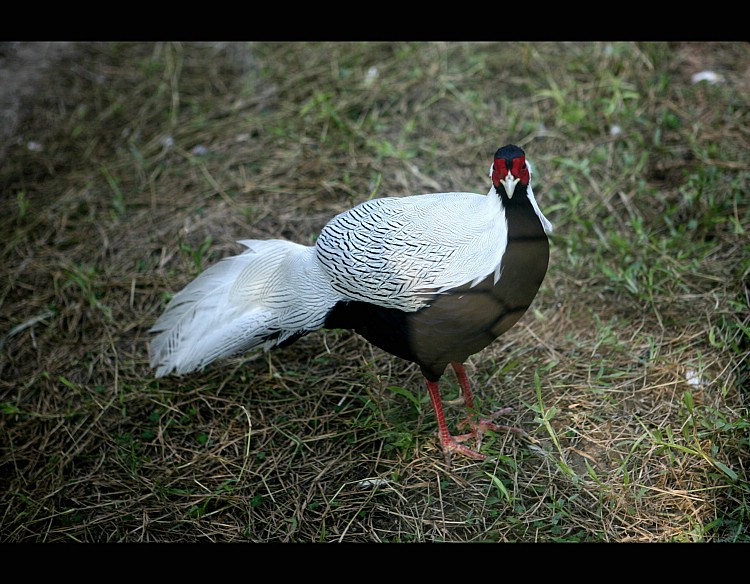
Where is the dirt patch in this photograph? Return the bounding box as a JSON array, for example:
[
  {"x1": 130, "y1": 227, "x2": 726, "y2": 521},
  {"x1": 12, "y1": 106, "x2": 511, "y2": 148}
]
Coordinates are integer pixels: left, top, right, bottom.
[{"x1": 0, "y1": 42, "x2": 78, "y2": 161}]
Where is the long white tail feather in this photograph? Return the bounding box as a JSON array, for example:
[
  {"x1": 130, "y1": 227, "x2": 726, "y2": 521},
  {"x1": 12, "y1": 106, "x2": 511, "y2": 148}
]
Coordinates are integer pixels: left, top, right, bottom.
[{"x1": 149, "y1": 239, "x2": 339, "y2": 377}]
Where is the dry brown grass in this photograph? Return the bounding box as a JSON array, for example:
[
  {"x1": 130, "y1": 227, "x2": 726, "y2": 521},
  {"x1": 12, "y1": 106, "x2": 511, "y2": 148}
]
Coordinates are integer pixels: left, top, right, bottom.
[{"x1": 1, "y1": 41, "x2": 748, "y2": 542}]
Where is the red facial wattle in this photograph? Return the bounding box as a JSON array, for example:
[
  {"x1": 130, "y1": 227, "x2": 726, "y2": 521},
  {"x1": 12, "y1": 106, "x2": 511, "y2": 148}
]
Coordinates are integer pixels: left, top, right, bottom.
[{"x1": 492, "y1": 154, "x2": 529, "y2": 197}]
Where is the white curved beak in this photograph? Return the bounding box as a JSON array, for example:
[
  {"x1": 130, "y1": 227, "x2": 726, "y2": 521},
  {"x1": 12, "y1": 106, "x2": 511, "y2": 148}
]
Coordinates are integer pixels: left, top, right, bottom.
[{"x1": 500, "y1": 175, "x2": 519, "y2": 198}]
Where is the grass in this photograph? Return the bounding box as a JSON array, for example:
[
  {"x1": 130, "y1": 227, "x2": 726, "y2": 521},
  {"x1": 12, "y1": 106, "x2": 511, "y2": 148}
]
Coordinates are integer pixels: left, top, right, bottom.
[{"x1": 0, "y1": 41, "x2": 748, "y2": 542}]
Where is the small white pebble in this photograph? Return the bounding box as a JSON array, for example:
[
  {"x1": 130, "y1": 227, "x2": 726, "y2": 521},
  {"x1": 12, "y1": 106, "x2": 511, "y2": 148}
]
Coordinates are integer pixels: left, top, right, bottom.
[
  {"x1": 685, "y1": 369, "x2": 704, "y2": 387},
  {"x1": 364, "y1": 66, "x2": 379, "y2": 86},
  {"x1": 191, "y1": 144, "x2": 209, "y2": 156},
  {"x1": 27, "y1": 141, "x2": 43, "y2": 152},
  {"x1": 358, "y1": 479, "x2": 389, "y2": 489},
  {"x1": 691, "y1": 70, "x2": 723, "y2": 85},
  {"x1": 610, "y1": 125, "x2": 622, "y2": 137},
  {"x1": 160, "y1": 135, "x2": 174, "y2": 149}
]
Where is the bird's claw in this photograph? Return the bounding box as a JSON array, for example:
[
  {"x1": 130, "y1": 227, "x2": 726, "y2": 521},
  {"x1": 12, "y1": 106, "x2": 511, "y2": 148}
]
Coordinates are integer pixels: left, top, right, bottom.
[
  {"x1": 440, "y1": 408, "x2": 526, "y2": 462},
  {"x1": 440, "y1": 436, "x2": 489, "y2": 462},
  {"x1": 456, "y1": 406, "x2": 521, "y2": 435}
]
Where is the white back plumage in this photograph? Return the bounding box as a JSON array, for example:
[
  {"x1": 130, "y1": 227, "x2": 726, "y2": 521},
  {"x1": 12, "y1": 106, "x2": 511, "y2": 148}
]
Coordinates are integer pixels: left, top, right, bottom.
[{"x1": 316, "y1": 190, "x2": 508, "y2": 311}]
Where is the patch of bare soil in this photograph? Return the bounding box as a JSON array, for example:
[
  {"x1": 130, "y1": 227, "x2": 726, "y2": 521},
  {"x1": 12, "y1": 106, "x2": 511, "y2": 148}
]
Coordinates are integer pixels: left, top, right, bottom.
[{"x1": 0, "y1": 42, "x2": 78, "y2": 161}]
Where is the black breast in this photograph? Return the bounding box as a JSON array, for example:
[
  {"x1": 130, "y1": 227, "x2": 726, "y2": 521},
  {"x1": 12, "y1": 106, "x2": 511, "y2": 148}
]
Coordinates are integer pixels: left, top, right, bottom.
[{"x1": 323, "y1": 198, "x2": 549, "y2": 382}]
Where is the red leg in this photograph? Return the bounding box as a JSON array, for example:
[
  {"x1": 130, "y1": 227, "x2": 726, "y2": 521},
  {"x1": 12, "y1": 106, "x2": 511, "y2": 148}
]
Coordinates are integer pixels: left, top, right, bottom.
[
  {"x1": 426, "y1": 379, "x2": 488, "y2": 461},
  {"x1": 451, "y1": 362, "x2": 523, "y2": 444}
]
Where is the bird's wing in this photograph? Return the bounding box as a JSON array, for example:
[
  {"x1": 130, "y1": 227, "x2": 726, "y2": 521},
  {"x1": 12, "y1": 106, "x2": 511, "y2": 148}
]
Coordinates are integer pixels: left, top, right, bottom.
[{"x1": 315, "y1": 192, "x2": 508, "y2": 312}]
